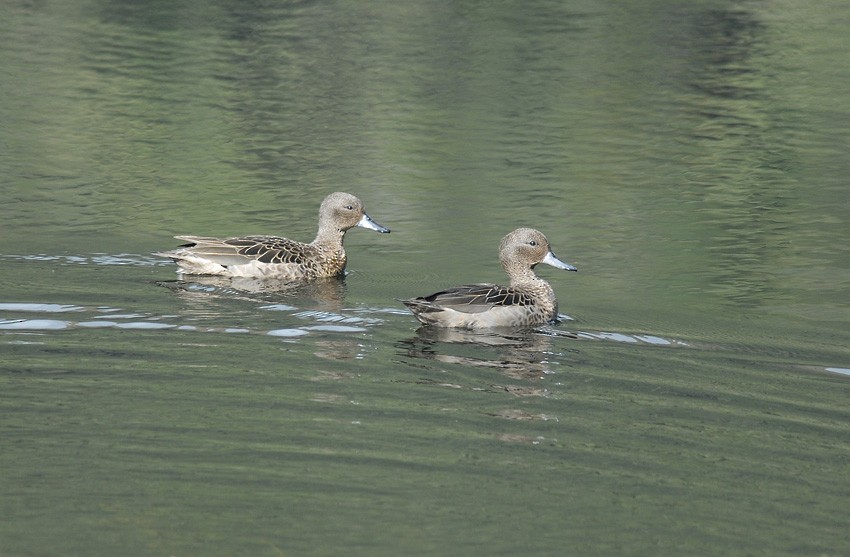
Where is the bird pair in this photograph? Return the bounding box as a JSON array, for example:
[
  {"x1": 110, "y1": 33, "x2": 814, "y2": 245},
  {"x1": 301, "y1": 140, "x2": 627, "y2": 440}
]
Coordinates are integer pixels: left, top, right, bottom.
[{"x1": 155, "y1": 192, "x2": 577, "y2": 329}]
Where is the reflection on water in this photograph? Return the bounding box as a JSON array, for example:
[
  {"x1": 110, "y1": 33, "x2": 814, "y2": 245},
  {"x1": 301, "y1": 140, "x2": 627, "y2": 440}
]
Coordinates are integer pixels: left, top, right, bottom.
[
  {"x1": 156, "y1": 274, "x2": 348, "y2": 312},
  {"x1": 399, "y1": 324, "x2": 687, "y2": 381},
  {"x1": 399, "y1": 326, "x2": 569, "y2": 380},
  {"x1": 160, "y1": 274, "x2": 347, "y2": 297},
  {"x1": 668, "y1": 6, "x2": 808, "y2": 309}
]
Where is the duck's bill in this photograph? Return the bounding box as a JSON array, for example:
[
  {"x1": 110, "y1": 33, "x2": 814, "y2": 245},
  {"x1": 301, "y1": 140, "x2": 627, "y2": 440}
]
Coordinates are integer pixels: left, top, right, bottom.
[
  {"x1": 543, "y1": 251, "x2": 577, "y2": 271},
  {"x1": 358, "y1": 213, "x2": 391, "y2": 233}
]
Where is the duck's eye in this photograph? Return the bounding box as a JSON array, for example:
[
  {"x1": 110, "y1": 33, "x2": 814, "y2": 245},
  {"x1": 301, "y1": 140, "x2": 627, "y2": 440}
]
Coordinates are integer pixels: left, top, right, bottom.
[
  {"x1": 345, "y1": 205, "x2": 354, "y2": 210},
  {"x1": 529, "y1": 240, "x2": 537, "y2": 246}
]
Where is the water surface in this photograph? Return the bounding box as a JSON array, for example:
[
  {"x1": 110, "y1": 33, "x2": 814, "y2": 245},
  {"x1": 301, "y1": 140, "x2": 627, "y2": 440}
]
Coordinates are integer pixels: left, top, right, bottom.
[{"x1": 2, "y1": 1, "x2": 849, "y2": 556}]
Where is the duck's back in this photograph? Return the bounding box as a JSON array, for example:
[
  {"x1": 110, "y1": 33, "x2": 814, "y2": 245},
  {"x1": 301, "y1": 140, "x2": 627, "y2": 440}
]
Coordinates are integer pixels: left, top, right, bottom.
[
  {"x1": 156, "y1": 235, "x2": 345, "y2": 279},
  {"x1": 402, "y1": 283, "x2": 557, "y2": 329}
]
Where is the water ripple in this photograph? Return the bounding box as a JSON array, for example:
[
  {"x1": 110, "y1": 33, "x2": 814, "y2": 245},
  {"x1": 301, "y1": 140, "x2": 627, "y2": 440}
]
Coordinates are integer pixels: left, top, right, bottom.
[
  {"x1": 1, "y1": 253, "x2": 165, "y2": 266},
  {"x1": 0, "y1": 300, "x2": 380, "y2": 339},
  {"x1": 0, "y1": 303, "x2": 85, "y2": 313}
]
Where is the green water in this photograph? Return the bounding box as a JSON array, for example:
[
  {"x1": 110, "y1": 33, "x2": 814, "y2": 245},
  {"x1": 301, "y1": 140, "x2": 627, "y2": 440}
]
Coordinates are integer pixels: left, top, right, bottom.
[{"x1": 2, "y1": 1, "x2": 849, "y2": 556}]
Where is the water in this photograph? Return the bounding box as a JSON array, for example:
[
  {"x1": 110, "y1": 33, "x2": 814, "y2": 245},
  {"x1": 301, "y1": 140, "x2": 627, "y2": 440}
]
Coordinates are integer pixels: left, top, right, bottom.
[{"x1": 2, "y1": 1, "x2": 850, "y2": 555}]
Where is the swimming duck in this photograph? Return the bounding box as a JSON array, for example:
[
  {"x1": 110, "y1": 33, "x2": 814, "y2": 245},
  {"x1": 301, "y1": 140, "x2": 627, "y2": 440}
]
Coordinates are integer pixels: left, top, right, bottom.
[
  {"x1": 402, "y1": 228, "x2": 576, "y2": 329},
  {"x1": 155, "y1": 192, "x2": 389, "y2": 279}
]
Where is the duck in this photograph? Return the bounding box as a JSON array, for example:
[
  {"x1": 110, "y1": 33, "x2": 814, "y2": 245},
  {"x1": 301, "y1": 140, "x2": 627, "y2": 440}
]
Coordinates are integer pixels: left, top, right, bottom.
[
  {"x1": 154, "y1": 192, "x2": 389, "y2": 279},
  {"x1": 401, "y1": 228, "x2": 577, "y2": 329}
]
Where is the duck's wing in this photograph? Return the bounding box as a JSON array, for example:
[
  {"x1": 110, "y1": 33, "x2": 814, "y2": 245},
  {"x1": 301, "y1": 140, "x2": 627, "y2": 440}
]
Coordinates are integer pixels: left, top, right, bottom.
[
  {"x1": 163, "y1": 235, "x2": 312, "y2": 266},
  {"x1": 403, "y1": 284, "x2": 533, "y2": 314},
  {"x1": 217, "y1": 235, "x2": 311, "y2": 265}
]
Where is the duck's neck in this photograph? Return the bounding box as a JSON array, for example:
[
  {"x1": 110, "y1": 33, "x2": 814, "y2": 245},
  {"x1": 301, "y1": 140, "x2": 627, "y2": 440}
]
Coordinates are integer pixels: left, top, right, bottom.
[
  {"x1": 510, "y1": 268, "x2": 556, "y2": 302},
  {"x1": 312, "y1": 226, "x2": 346, "y2": 248},
  {"x1": 507, "y1": 265, "x2": 539, "y2": 286}
]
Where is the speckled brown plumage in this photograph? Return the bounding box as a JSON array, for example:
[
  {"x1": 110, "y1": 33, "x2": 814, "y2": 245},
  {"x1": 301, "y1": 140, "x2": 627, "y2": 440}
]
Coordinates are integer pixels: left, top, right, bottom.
[
  {"x1": 402, "y1": 228, "x2": 577, "y2": 329},
  {"x1": 154, "y1": 192, "x2": 389, "y2": 279},
  {"x1": 411, "y1": 284, "x2": 536, "y2": 312}
]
